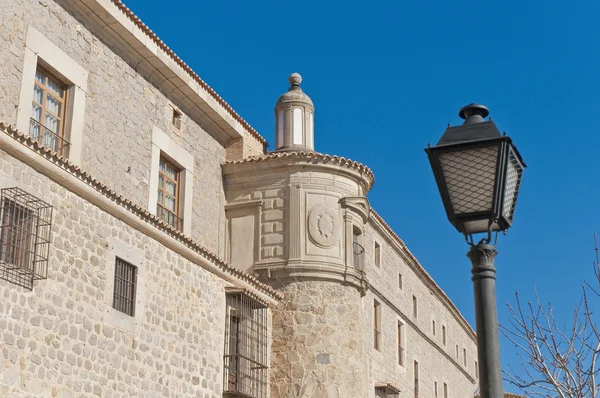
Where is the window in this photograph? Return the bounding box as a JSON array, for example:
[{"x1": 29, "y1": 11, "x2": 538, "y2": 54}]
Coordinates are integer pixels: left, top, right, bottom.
[
  {"x1": 455, "y1": 344, "x2": 459, "y2": 359},
  {"x1": 149, "y1": 127, "x2": 194, "y2": 235},
  {"x1": 442, "y1": 325, "x2": 447, "y2": 345},
  {"x1": 398, "y1": 273, "x2": 403, "y2": 289},
  {"x1": 352, "y1": 226, "x2": 364, "y2": 270},
  {"x1": 397, "y1": 321, "x2": 405, "y2": 366},
  {"x1": 374, "y1": 300, "x2": 381, "y2": 350},
  {"x1": 374, "y1": 241, "x2": 381, "y2": 267},
  {"x1": 443, "y1": 383, "x2": 448, "y2": 398},
  {"x1": 414, "y1": 360, "x2": 419, "y2": 398},
  {"x1": 434, "y1": 381, "x2": 438, "y2": 397},
  {"x1": 0, "y1": 187, "x2": 52, "y2": 290},
  {"x1": 224, "y1": 291, "x2": 268, "y2": 398},
  {"x1": 475, "y1": 361, "x2": 479, "y2": 378},
  {"x1": 157, "y1": 157, "x2": 182, "y2": 231},
  {"x1": 375, "y1": 385, "x2": 400, "y2": 398},
  {"x1": 412, "y1": 295, "x2": 418, "y2": 318},
  {"x1": 432, "y1": 320, "x2": 436, "y2": 336},
  {"x1": 463, "y1": 348, "x2": 467, "y2": 366},
  {"x1": 112, "y1": 257, "x2": 137, "y2": 316},
  {"x1": 171, "y1": 107, "x2": 182, "y2": 130},
  {"x1": 30, "y1": 66, "x2": 70, "y2": 154}
]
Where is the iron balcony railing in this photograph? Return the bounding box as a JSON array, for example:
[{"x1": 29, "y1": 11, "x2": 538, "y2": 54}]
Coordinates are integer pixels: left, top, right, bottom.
[
  {"x1": 29, "y1": 118, "x2": 70, "y2": 156},
  {"x1": 156, "y1": 204, "x2": 183, "y2": 231},
  {"x1": 353, "y1": 241, "x2": 365, "y2": 271}
]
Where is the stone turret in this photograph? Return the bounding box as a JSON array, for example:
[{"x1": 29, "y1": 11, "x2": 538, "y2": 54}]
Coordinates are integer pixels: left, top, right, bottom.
[
  {"x1": 275, "y1": 73, "x2": 315, "y2": 152},
  {"x1": 223, "y1": 73, "x2": 374, "y2": 398}
]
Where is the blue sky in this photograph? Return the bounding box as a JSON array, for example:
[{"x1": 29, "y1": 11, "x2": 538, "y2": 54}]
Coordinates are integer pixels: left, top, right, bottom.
[{"x1": 125, "y1": 0, "x2": 600, "y2": 391}]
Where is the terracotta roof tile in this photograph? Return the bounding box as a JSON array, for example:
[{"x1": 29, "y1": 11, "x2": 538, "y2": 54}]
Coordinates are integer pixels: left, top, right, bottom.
[
  {"x1": 110, "y1": 0, "x2": 267, "y2": 148},
  {"x1": 0, "y1": 122, "x2": 281, "y2": 301},
  {"x1": 223, "y1": 151, "x2": 375, "y2": 190}
]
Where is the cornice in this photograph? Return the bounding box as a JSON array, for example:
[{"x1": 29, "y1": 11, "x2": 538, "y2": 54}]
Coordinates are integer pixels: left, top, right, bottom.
[
  {"x1": 369, "y1": 208, "x2": 477, "y2": 342},
  {"x1": 0, "y1": 122, "x2": 281, "y2": 304},
  {"x1": 62, "y1": 0, "x2": 267, "y2": 148},
  {"x1": 222, "y1": 151, "x2": 375, "y2": 192}
]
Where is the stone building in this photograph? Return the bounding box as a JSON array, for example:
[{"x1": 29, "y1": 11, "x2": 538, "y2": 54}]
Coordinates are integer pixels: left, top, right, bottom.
[{"x1": 0, "y1": 0, "x2": 478, "y2": 397}]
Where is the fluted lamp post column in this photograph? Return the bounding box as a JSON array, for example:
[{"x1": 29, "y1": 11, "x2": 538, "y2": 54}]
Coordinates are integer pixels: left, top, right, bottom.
[{"x1": 425, "y1": 104, "x2": 526, "y2": 398}]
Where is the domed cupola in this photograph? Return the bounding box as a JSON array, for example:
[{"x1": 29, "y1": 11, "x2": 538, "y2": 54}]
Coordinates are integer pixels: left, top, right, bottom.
[{"x1": 274, "y1": 73, "x2": 315, "y2": 152}]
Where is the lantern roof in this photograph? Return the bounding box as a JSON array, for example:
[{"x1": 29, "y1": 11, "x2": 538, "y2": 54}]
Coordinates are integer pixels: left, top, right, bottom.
[{"x1": 436, "y1": 103, "x2": 502, "y2": 146}]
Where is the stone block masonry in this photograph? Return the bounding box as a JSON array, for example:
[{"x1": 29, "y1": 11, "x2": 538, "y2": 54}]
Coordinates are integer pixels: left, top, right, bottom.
[{"x1": 0, "y1": 148, "x2": 230, "y2": 397}]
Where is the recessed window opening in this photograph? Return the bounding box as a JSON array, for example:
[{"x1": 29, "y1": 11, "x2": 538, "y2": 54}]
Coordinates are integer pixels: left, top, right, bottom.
[{"x1": 112, "y1": 257, "x2": 137, "y2": 316}]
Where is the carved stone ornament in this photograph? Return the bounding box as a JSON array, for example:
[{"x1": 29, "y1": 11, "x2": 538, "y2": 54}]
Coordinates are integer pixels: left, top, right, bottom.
[{"x1": 307, "y1": 205, "x2": 339, "y2": 248}]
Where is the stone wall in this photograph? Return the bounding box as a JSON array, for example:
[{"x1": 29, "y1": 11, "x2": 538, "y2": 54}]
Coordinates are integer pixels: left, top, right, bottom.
[
  {"x1": 0, "y1": 148, "x2": 231, "y2": 397},
  {"x1": 270, "y1": 280, "x2": 367, "y2": 398},
  {"x1": 0, "y1": 0, "x2": 265, "y2": 254},
  {"x1": 362, "y1": 217, "x2": 478, "y2": 397}
]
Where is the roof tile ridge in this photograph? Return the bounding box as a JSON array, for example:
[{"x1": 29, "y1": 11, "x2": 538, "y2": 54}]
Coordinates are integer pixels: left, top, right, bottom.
[
  {"x1": 222, "y1": 150, "x2": 376, "y2": 189},
  {"x1": 369, "y1": 207, "x2": 476, "y2": 339},
  {"x1": 109, "y1": 0, "x2": 267, "y2": 147},
  {"x1": 0, "y1": 122, "x2": 281, "y2": 300}
]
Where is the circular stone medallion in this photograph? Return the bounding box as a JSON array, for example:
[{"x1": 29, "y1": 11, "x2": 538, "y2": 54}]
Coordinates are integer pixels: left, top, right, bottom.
[{"x1": 308, "y1": 205, "x2": 339, "y2": 248}]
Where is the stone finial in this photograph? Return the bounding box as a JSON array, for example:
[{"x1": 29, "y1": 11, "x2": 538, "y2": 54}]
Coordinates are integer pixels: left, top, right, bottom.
[{"x1": 288, "y1": 73, "x2": 302, "y2": 87}]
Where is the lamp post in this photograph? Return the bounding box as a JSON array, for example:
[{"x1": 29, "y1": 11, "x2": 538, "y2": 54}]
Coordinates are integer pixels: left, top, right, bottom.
[{"x1": 425, "y1": 104, "x2": 526, "y2": 398}]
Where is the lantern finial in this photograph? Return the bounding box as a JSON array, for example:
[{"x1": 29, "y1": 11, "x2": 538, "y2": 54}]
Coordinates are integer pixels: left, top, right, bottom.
[{"x1": 459, "y1": 104, "x2": 489, "y2": 125}]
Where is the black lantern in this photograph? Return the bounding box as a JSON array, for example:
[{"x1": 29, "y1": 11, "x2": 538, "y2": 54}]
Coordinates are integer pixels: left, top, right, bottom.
[{"x1": 425, "y1": 104, "x2": 525, "y2": 237}]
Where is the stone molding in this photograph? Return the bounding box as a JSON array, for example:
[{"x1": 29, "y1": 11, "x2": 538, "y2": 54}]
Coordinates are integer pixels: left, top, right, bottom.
[
  {"x1": 339, "y1": 196, "x2": 370, "y2": 223},
  {"x1": 307, "y1": 205, "x2": 339, "y2": 248},
  {"x1": 0, "y1": 122, "x2": 281, "y2": 304},
  {"x1": 222, "y1": 150, "x2": 375, "y2": 193},
  {"x1": 16, "y1": 26, "x2": 88, "y2": 165}
]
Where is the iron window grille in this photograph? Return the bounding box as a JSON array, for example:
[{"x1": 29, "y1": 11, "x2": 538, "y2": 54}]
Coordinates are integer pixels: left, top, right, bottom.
[
  {"x1": 0, "y1": 187, "x2": 52, "y2": 290},
  {"x1": 112, "y1": 257, "x2": 137, "y2": 316},
  {"x1": 224, "y1": 291, "x2": 268, "y2": 398}
]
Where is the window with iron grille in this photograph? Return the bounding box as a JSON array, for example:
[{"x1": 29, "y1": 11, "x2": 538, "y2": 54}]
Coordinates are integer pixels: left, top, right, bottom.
[
  {"x1": 30, "y1": 65, "x2": 70, "y2": 155},
  {"x1": 0, "y1": 187, "x2": 52, "y2": 290},
  {"x1": 157, "y1": 156, "x2": 183, "y2": 231},
  {"x1": 112, "y1": 257, "x2": 137, "y2": 316},
  {"x1": 224, "y1": 291, "x2": 268, "y2": 398},
  {"x1": 352, "y1": 226, "x2": 364, "y2": 270}
]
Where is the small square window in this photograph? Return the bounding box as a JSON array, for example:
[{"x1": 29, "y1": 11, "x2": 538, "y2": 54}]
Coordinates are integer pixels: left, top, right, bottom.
[
  {"x1": 112, "y1": 257, "x2": 137, "y2": 316},
  {"x1": 171, "y1": 107, "x2": 182, "y2": 130}
]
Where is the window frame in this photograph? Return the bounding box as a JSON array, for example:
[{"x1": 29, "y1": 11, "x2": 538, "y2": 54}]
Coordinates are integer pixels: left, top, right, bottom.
[
  {"x1": 17, "y1": 26, "x2": 88, "y2": 164},
  {"x1": 374, "y1": 241, "x2": 381, "y2": 267},
  {"x1": 30, "y1": 65, "x2": 70, "y2": 155},
  {"x1": 374, "y1": 300, "x2": 382, "y2": 351},
  {"x1": 112, "y1": 257, "x2": 138, "y2": 317},
  {"x1": 148, "y1": 127, "x2": 194, "y2": 235},
  {"x1": 397, "y1": 320, "x2": 405, "y2": 366},
  {"x1": 157, "y1": 156, "x2": 182, "y2": 231}
]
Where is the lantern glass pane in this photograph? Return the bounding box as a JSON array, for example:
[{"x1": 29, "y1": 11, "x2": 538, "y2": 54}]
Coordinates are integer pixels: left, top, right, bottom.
[
  {"x1": 438, "y1": 145, "x2": 499, "y2": 215},
  {"x1": 502, "y1": 147, "x2": 524, "y2": 224}
]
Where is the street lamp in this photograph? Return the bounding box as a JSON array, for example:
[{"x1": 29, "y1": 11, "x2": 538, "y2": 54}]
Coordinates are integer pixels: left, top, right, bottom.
[{"x1": 425, "y1": 103, "x2": 525, "y2": 398}]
